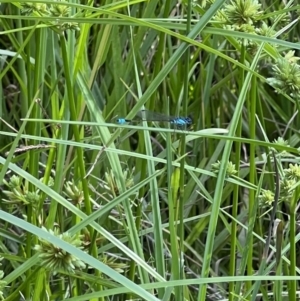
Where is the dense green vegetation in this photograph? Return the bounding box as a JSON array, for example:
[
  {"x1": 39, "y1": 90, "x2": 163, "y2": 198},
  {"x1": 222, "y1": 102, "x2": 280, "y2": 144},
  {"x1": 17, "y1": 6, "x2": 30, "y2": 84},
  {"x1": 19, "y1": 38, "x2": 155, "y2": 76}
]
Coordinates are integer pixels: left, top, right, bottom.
[{"x1": 1, "y1": 0, "x2": 300, "y2": 300}]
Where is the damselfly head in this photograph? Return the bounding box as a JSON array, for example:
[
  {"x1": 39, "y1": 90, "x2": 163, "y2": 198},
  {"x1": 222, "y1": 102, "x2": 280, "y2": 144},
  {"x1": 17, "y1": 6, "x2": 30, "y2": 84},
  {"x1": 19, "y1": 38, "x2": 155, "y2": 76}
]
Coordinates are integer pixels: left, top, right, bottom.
[
  {"x1": 186, "y1": 116, "x2": 193, "y2": 125},
  {"x1": 111, "y1": 115, "x2": 132, "y2": 124},
  {"x1": 115, "y1": 118, "x2": 131, "y2": 124}
]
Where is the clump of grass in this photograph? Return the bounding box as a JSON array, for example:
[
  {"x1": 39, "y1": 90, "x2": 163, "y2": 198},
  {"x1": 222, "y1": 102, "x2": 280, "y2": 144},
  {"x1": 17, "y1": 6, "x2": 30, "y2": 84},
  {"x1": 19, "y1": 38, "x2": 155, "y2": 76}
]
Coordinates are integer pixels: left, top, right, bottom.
[{"x1": 0, "y1": 0, "x2": 300, "y2": 300}]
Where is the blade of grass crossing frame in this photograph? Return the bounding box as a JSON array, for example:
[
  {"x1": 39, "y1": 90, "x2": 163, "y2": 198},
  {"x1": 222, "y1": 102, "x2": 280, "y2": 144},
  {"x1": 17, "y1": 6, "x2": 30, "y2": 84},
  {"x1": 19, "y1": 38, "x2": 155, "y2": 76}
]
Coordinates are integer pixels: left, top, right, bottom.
[
  {"x1": 178, "y1": 0, "x2": 192, "y2": 299},
  {"x1": 166, "y1": 128, "x2": 180, "y2": 299}
]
